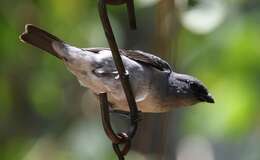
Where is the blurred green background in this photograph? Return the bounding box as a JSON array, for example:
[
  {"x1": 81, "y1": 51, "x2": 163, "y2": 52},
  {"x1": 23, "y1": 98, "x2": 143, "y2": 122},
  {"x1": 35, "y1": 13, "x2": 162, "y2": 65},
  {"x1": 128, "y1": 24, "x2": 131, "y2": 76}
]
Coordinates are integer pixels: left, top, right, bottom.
[{"x1": 0, "y1": 0, "x2": 260, "y2": 160}]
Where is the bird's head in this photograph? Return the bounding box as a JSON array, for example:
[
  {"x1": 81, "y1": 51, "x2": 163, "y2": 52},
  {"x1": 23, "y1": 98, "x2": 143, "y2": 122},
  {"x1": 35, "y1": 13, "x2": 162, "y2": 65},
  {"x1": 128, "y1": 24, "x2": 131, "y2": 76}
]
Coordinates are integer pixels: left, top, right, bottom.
[{"x1": 169, "y1": 73, "x2": 214, "y2": 106}]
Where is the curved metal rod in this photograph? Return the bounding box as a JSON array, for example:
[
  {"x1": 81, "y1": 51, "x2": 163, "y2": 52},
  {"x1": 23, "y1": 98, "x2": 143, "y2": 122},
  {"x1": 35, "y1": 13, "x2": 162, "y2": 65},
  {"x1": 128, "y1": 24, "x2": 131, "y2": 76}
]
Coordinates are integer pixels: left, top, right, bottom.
[
  {"x1": 105, "y1": 0, "x2": 125, "y2": 5},
  {"x1": 99, "y1": 93, "x2": 122, "y2": 143},
  {"x1": 105, "y1": 0, "x2": 136, "y2": 29},
  {"x1": 98, "y1": 0, "x2": 139, "y2": 141},
  {"x1": 113, "y1": 144, "x2": 125, "y2": 160},
  {"x1": 113, "y1": 142, "x2": 131, "y2": 160},
  {"x1": 99, "y1": 93, "x2": 131, "y2": 160},
  {"x1": 126, "y1": 0, "x2": 137, "y2": 29}
]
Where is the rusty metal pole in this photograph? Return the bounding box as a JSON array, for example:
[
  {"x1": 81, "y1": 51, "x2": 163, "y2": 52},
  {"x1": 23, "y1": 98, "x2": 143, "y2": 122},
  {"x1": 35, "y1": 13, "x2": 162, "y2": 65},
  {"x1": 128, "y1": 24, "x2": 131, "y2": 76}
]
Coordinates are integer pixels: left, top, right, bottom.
[{"x1": 97, "y1": 0, "x2": 140, "y2": 159}]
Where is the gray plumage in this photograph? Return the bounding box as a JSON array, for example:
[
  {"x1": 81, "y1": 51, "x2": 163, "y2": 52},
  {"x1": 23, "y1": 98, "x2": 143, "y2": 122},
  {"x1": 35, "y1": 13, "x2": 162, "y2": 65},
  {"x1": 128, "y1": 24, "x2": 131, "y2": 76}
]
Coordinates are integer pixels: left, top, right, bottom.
[{"x1": 20, "y1": 24, "x2": 214, "y2": 113}]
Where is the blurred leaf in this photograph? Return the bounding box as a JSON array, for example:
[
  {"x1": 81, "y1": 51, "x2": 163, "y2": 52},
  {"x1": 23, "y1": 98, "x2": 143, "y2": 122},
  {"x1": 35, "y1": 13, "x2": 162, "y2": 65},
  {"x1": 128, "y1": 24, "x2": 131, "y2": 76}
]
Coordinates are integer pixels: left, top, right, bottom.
[
  {"x1": 1, "y1": 137, "x2": 33, "y2": 160},
  {"x1": 0, "y1": 76, "x2": 12, "y2": 118},
  {"x1": 28, "y1": 70, "x2": 64, "y2": 118}
]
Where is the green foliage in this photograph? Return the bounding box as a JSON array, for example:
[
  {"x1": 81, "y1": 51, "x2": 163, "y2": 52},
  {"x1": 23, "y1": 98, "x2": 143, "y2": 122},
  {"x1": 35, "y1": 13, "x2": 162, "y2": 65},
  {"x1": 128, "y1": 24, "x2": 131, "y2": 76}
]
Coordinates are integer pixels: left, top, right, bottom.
[{"x1": 0, "y1": 0, "x2": 259, "y2": 160}]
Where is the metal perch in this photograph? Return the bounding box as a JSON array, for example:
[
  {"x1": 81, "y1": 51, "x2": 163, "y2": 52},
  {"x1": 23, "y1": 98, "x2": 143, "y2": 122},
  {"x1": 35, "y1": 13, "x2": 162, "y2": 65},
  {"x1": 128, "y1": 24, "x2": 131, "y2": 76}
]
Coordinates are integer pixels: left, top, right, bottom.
[{"x1": 97, "y1": 0, "x2": 139, "y2": 159}]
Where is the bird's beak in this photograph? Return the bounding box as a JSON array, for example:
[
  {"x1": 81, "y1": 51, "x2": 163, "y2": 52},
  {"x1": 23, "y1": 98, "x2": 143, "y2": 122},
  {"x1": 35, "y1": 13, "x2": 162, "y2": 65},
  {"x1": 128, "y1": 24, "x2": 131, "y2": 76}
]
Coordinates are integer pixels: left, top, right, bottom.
[{"x1": 199, "y1": 93, "x2": 215, "y2": 103}]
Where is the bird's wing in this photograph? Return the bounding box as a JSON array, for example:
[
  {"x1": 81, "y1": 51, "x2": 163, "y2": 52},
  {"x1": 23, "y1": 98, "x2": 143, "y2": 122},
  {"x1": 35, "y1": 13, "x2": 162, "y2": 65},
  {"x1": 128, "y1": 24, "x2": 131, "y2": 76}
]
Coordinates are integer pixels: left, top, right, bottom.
[
  {"x1": 83, "y1": 48, "x2": 172, "y2": 72},
  {"x1": 122, "y1": 49, "x2": 172, "y2": 72}
]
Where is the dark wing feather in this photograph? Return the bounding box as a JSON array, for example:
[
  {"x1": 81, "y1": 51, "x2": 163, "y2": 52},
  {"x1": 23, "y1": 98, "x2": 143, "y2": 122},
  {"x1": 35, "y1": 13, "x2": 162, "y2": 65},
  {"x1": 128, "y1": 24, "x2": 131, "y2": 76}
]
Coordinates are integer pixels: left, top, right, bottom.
[
  {"x1": 121, "y1": 49, "x2": 172, "y2": 72},
  {"x1": 83, "y1": 48, "x2": 172, "y2": 72}
]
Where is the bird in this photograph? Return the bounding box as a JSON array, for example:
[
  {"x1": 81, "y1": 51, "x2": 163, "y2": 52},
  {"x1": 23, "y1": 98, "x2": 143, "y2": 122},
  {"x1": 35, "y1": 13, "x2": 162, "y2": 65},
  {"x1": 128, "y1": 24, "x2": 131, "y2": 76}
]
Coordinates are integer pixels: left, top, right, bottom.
[{"x1": 20, "y1": 24, "x2": 214, "y2": 113}]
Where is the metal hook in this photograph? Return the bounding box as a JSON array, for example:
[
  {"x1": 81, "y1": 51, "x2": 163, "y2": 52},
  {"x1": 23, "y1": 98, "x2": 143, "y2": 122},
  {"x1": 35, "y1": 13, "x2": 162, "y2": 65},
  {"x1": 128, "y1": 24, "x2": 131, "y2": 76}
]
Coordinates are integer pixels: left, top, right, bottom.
[
  {"x1": 99, "y1": 93, "x2": 125, "y2": 144},
  {"x1": 99, "y1": 93, "x2": 131, "y2": 160},
  {"x1": 105, "y1": 0, "x2": 137, "y2": 29},
  {"x1": 98, "y1": 0, "x2": 139, "y2": 159}
]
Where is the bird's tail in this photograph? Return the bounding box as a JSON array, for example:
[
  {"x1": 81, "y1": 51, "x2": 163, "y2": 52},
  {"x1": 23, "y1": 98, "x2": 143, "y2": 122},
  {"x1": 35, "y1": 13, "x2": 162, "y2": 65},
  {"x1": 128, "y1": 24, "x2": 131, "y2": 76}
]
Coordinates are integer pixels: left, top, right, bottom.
[{"x1": 20, "y1": 24, "x2": 66, "y2": 60}]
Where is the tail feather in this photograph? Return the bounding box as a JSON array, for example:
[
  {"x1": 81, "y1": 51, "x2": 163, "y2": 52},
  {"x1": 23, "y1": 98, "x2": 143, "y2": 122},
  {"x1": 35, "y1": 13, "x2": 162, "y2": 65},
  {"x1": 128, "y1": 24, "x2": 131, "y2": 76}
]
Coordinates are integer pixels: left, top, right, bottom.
[{"x1": 20, "y1": 24, "x2": 64, "y2": 59}]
